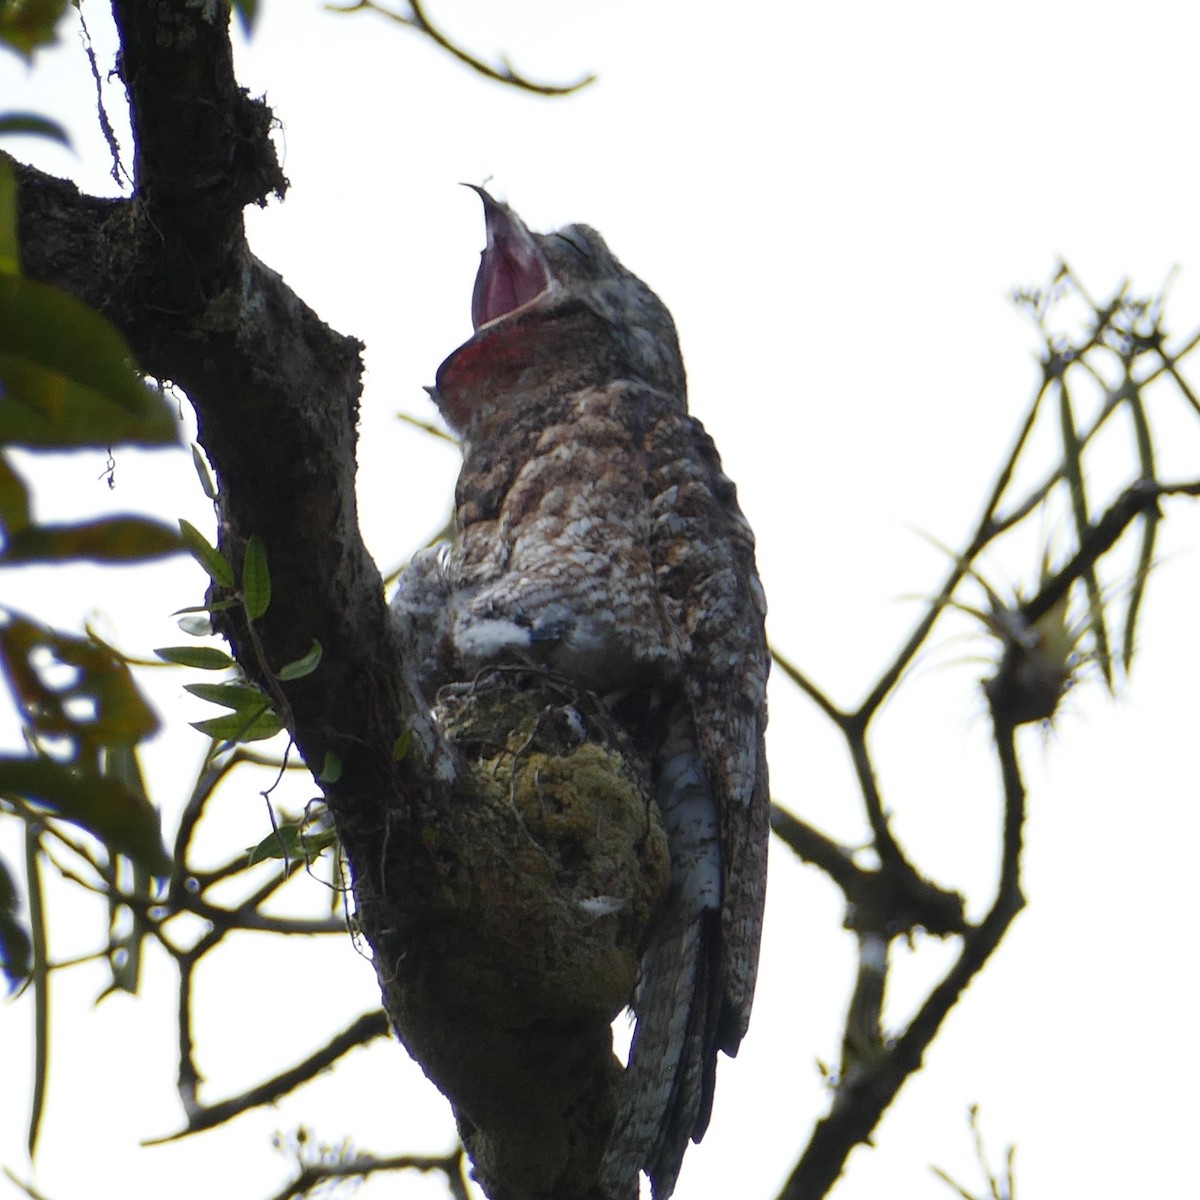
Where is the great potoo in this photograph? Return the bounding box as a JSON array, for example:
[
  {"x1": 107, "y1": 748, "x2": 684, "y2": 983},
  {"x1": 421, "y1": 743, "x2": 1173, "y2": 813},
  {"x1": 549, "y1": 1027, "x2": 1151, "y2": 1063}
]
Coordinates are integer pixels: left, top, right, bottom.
[{"x1": 392, "y1": 189, "x2": 770, "y2": 1199}]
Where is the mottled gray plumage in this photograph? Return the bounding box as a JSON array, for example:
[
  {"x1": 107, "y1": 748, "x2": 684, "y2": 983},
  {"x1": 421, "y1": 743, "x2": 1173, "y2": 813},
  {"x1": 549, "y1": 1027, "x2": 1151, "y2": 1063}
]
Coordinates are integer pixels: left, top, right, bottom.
[{"x1": 392, "y1": 191, "x2": 769, "y2": 1199}]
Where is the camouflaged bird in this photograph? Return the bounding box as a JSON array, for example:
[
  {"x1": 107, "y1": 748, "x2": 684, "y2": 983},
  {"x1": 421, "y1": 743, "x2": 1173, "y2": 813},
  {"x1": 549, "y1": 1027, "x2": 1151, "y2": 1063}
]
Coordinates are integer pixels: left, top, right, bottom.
[{"x1": 392, "y1": 189, "x2": 769, "y2": 1199}]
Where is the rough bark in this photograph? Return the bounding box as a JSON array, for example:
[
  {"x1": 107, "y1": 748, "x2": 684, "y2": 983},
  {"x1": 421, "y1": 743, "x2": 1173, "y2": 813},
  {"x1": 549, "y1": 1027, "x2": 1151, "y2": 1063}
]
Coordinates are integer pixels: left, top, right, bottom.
[{"x1": 8, "y1": 4, "x2": 659, "y2": 1195}]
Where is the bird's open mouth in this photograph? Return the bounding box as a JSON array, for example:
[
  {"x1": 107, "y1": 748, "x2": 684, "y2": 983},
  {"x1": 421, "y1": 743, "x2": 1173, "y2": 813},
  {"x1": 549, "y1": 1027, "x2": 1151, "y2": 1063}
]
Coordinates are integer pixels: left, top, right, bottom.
[{"x1": 468, "y1": 186, "x2": 554, "y2": 330}]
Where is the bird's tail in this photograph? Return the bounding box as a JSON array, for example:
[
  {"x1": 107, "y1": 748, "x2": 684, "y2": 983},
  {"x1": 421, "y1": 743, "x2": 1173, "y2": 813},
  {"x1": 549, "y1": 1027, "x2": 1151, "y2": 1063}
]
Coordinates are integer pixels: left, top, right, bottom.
[{"x1": 600, "y1": 719, "x2": 724, "y2": 1199}]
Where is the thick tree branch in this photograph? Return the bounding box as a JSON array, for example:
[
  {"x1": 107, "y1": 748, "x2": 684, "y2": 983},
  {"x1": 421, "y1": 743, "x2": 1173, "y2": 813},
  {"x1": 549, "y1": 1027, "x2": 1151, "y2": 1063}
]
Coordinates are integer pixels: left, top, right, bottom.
[{"x1": 10, "y1": 6, "x2": 653, "y2": 1195}]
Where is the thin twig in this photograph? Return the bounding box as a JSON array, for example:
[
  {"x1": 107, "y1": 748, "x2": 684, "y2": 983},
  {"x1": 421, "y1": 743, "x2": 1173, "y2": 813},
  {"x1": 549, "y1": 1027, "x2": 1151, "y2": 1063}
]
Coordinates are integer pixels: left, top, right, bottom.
[
  {"x1": 1022, "y1": 477, "x2": 1200, "y2": 627},
  {"x1": 261, "y1": 1146, "x2": 467, "y2": 1200},
  {"x1": 328, "y1": 0, "x2": 595, "y2": 95},
  {"x1": 145, "y1": 1011, "x2": 391, "y2": 1143}
]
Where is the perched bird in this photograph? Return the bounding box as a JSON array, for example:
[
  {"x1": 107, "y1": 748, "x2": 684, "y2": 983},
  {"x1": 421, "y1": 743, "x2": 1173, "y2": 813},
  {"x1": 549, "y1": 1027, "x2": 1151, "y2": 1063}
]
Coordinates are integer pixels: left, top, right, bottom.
[{"x1": 393, "y1": 189, "x2": 769, "y2": 1199}]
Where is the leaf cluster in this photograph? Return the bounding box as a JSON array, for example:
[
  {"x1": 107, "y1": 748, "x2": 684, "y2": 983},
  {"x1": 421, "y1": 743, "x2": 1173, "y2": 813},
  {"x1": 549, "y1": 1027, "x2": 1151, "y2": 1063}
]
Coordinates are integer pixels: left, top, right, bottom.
[{"x1": 0, "y1": 115, "x2": 184, "y2": 1011}]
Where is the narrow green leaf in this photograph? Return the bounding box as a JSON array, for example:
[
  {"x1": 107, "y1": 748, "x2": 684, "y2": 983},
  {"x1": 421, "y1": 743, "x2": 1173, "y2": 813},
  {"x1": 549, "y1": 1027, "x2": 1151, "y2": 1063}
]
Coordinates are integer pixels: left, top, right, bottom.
[
  {"x1": 0, "y1": 157, "x2": 17, "y2": 275},
  {"x1": 300, "y1": 828, "x2": 338, "y2": 858},
  {"x1": 0, "y1": 756, "x2": 171, "y2": 875},
  {"x1": 178, "y1": 519, "x2": 234, "y2": 587},
  {"x1": 277, "y1": 639, "x2": 322, "y2": 682},
  {"x1": 191, "y1": 444, "x2": 218, "y2": 500},
  {"x1": 153, "y1": 645, "x2": 234, "y2": 670},
  {"x1": 318, "y1": 750, "x2": 342, "y2": 783},
  {"x1": 24, "y1": 826, "x2": 47, "y2": 1157},
  {"x1": 183, "y1": 681, "x2": 269, "y2": 711},
  {"x1": 246, "y1": 822, "x2": 336, "y2": 866},
  {"x1": 0, "y1": 112, "x2": 70, "y2": 146},
  {"x1": 0, "y1": 516, "x2": 185, "y2": 564},
  {"x1": 191, "y1": 708, "x2": 282, "y2": 744},
  {"x1": 0, "y1": 451, "x2": 31, "y2": 533},
  {"x1": 241, "y1": 534, "x2": 270, "y2": 619},
  {"x1": 393, "y1": 729, "x2": 412, "y2": 761},
  {"x1": 1057, "y1": 380, "x2": 1113, "y2": 688},
  {"x1": 247, "y1": 823, "x2": 302, "y2": 865}
]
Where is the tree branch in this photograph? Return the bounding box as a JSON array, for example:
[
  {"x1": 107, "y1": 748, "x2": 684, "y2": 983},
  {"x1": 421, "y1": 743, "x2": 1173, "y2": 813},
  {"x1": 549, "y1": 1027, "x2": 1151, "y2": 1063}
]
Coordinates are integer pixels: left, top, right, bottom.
[
  {"x1": 777, "y1": 718, "x2": 1027, "y2": 1200},
  {"x1": 11, "y1": 7, "x2": 653, "y2": 1194},
  {"x1": 145, "y1": 1010, "x2": 392, "y2": 1143},
  {"x1": 329, "y1": 0, "x2": 596, "y2": 95}
]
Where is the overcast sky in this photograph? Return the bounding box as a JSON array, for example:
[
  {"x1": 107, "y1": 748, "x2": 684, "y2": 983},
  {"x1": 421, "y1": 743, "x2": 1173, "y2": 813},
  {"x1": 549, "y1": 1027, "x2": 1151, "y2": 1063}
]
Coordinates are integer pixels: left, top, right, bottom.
[{"x1": 3, "y1": 3, "x2": 1200, "y2": 1199}]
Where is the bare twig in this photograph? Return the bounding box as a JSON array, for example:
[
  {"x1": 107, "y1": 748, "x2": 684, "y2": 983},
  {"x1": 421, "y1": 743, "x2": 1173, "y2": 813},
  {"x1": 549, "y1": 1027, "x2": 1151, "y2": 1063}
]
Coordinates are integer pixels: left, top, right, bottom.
[
  {"x1": 145, "y1": 1011, "x2": 391, "y2": 1143},
  {"x1": 261, "y1": 1145, "x2": 468, "y2": 1200},
  {"x1": 328, "y1": 0, "x2": 595, "y2": 95}
]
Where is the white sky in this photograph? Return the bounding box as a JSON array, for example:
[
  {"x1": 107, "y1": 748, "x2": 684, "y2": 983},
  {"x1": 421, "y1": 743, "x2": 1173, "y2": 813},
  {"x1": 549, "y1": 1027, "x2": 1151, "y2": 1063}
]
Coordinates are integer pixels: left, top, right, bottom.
[{"x1": 3, "y1": 2, "x2": 1200, "y2": 1199}]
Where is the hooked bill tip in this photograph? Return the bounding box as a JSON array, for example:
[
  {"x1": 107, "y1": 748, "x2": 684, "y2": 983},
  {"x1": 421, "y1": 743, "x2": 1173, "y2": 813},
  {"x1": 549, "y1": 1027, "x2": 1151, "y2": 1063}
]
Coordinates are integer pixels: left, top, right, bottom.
[{"x1": 460, "y1": 182, "x2": 502, "y2": 212}]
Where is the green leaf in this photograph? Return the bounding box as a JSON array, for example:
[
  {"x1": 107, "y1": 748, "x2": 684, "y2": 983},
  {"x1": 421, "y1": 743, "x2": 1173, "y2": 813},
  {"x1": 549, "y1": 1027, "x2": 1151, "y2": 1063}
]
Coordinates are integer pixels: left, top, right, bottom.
[
  {"x1": 172, "y1": 599, "x2": 238, "y2": 635},
  {"x1": 0, "y1": 0, "x2": 68, "y2": 61},
  {"x1": 153, "y1": 645, "x2": 234, "y2": 670},
  {"x1": 0, "y1": 111, "x2": 70, "y2": 146},
  {"x1": 241, "y1": 533, "x2": 270, "y2": 619},
  {"x1": 191, "y1": 707, "x2": 282, "y2": 743},
  {"x1": 0, "y1": 451, "x2": 31, "y2": 533},
  {"x1": 247, "y1": 822, "x2": 336, "y2": 866},
  {"x1": 393, "y1": 729, "x2": 412, "y2": 761},
  {"x1": 301, "y1": 827, "x2": 338, "y2": 858},
  {"x1": 0, "y1": 353, "x2": 178, "y2": 447},
  {"x1": 178, "y1": 519, "x2": 234, "y2": 587},
  {"x1": 175, "y1": 611, "x2": 214, "y2": 636},
  {"x1": 278, "y1": 639, "x2": 322, "y2": 682},
  {"x1": 0, "y1": 516, "x2": 185, "y2": 564},
  {"x1": 247, "y1": 823, "x2": 303, "y2": 865},
  {"x1": 183, "y1": 680, "x2": 269, "y2": 711},
  {"x1": 318, "y1": 750, "x2": 342, "y2": 783},
  {"x1": 0, "y1": 611, "x2": 160, "y2": 749},
  {"x1": 0, "y1": 755, "x2": 171, "y2": 875},
  {"x1": 24, "y1": 825, "x2": 46, "y2": 1156},
  {"x1": 191, "y1": 444, "x2": 218, "y2": 500},
  {"x1": 0, "y1": 156, "x2": 17, "y2": 275},
  {"x1": 0, "y1": 276, "x2": 179, "y2": 445}
]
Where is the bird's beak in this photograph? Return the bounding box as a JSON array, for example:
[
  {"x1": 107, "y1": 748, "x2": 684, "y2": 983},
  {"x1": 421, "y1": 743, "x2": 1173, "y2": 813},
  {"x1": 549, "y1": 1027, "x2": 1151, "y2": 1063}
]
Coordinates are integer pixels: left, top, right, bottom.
[{"x1": 464, "y1": 185, "x2": 554, "y2": 331}]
